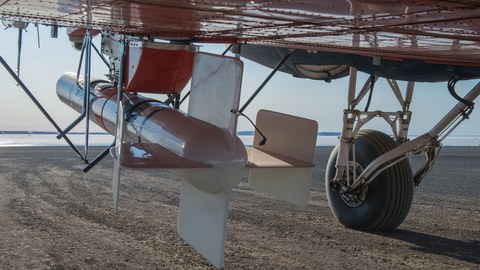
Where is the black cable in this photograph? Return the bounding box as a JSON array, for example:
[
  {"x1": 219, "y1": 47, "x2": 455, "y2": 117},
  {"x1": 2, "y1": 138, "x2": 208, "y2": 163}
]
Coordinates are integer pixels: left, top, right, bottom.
[
  {"x1": 179, "y1": 91, "x2": 190, "y2": 105},
  {"x1": 448, "y1": 77, "x2": 475, "y2": 109},
  {"x1": 125, "y1": 98, "x2": 161, "y2": 121},
  {"x1": 364, "y1": 74, "x2": 376, "y2": 112},
  {"x1": 231, "y1": 110, "x2": 267, "y2": 146},
  {"x1": 137, "y1": 108, "x2": 166, "y2": 143},
  {"x1": 163, "y1": 93, "x2": 179, "y2": 106}
]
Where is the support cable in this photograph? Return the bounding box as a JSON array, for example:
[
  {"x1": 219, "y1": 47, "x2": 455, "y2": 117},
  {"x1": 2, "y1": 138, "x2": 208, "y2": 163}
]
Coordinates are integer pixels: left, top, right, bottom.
[
  {"x1": 448, "y1": 77, "x2": 475, "y2": 110},
  {"x1": 91, "y1": 42, "x2": 111, "y2": 69},
  {"x1": 221, "y1": 44, "x2": 233, "y2": 56},
  {"x1": 178, "y1": 91, "x2": 190, "y2": 105},
  {"x1": 233, "y1": 50, "x2": 293, "y2": 146},
  {"x1": 231, "y1": 109, "x2": 267, "y2": 146}
]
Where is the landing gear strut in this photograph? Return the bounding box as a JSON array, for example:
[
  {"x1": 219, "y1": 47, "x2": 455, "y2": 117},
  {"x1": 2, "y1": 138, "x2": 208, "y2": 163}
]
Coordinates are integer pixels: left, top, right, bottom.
[{"x1": 326, "y1": 67, "x2": 480, "y2": 231}]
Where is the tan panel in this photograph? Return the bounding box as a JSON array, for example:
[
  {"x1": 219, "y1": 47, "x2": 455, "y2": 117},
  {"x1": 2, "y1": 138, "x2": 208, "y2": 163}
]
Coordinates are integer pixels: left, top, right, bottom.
[
  {"x1": 249, "y1": 168, "x2": 313, "y2": 206},
  {"x1": 252, "y1": 109, "x2": 318, "y2": 164},
  {"x1": 246, "y1": 147, "x2": 314, "y2": 168}
]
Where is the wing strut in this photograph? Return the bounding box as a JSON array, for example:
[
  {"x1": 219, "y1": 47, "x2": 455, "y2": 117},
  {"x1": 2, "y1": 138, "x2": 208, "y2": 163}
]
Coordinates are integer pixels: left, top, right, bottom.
[
  {"x1": 0, "y1": 54, "x2": 86, "y2": 161},
  {"x1": 83, "y1": 30, "x2": 92, "y2": 161},
  {"x1": 55, "y1": 31, "x2": 111, "y2": 132},
  {"x1": 16, "y1": 28, "x2": 22, "y2": 79},
  {"x1": 238, "y1": 49, "x2": 293, "y2": 113},
  {"x1": 55, "y1": 33, "x2": 88, "y2": 138},
  {"x1": 55, "y1": 30, "x2": 94, "y2": 162},
  {"x1": 54, "y1": 29, "x2": 117, "y2": 170}
]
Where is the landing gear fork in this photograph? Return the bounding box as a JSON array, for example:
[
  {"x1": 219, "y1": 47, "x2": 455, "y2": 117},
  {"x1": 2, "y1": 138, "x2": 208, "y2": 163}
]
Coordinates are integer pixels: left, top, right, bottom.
[
  {"x1": 333, "y1": 68, "x2": 415, "y2": 191},
  {"x1": 326, "y1": 67, "x2": 480, "y2": 231}
]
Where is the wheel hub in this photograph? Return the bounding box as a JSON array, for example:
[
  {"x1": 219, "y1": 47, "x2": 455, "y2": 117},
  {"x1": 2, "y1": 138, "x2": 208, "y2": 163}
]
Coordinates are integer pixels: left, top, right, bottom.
[{"x1": 340, "y1": 161, "x2": 368, "y2": 207}]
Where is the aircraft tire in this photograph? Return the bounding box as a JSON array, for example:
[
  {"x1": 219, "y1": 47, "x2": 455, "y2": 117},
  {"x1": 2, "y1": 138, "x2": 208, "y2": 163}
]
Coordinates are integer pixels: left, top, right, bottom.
[{"x1": 325, "y1": 130, "x2": 414, "y2": 231}]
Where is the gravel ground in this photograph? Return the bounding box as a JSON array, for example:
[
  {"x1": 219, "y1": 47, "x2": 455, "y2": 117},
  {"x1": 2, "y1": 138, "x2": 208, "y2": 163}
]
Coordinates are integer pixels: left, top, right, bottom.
[{"x1": 0, "y1": 146, "x2": 478, "y2": 269}]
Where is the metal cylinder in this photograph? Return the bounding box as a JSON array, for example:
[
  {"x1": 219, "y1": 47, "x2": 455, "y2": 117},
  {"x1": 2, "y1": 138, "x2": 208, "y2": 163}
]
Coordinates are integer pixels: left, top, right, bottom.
[{"x1": 56, "y1": 72, "x2": 247, "y2": 165}]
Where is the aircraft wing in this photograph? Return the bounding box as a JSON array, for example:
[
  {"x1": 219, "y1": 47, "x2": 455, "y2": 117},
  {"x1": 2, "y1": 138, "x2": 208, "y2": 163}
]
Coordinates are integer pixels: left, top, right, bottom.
[{"x1": 1, "y1": 1, "x2": 480, "y2": 65}]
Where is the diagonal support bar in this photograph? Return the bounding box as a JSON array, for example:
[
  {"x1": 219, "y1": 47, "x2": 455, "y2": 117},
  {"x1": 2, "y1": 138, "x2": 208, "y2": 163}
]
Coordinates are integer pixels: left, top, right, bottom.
[
  {"x1": 0, "y1": 54, "x2": 86, "y2": 161},
  {"x1": 239, "y1": 50, "x2": 293, "y2": 113},
  {"x1": 56, "y1": 39, "x2": 88, "y2": 140},
  {"x1": 82, "y1": 141, "x2": 115, "y2": 173},
  {"x1": 57, "y1": 31, "x2": 108, "y2": 141},
  {"x1": 83, "y1": 29, "x2": 93, "y2": 161},
  {"x1": 16, "y1": 28, "x2": 23, "y2": 79}
]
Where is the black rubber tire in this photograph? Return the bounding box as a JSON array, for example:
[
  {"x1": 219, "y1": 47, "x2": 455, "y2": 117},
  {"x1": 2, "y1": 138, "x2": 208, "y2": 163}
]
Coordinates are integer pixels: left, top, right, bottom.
[{"x1": 325, "y1": 130, "x2": 414, "y2": 231}]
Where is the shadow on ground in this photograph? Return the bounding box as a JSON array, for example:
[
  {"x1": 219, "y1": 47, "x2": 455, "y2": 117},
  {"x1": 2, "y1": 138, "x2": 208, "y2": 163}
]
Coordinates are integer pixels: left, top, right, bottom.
[{"x1": 376, "y1": 229, "x2": 480, "y2": 264}]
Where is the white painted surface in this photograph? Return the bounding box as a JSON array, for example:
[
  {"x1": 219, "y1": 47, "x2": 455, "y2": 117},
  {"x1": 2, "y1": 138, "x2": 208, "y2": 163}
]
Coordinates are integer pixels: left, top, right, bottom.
[
  {"x1": 188, "y1": 52, "x2": 243, "y2": 150},
  {"x1": 176, "y1": 52, "x2": 246, "y2": 267},
  {"x1": 249, "y1": 168, "x2": 313, "y2": 206},
  {"x1": 177, "y1": 178, "x2": 230, "y2": 269},
  {"x1": 112, "y1": 101, "x2": 126, "y2": 214}
]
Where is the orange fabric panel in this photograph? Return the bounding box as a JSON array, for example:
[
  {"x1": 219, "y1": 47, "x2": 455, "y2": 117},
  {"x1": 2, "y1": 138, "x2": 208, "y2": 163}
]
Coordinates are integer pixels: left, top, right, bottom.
[{"x1": 124, "y1": 46, "x2": 195, "y2": 94}]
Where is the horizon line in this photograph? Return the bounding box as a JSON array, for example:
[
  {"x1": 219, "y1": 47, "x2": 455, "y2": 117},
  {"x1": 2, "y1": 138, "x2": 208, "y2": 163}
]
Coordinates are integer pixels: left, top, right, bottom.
[{"x1": 0, "y1": 130, "x2": 341, "y2": 136}]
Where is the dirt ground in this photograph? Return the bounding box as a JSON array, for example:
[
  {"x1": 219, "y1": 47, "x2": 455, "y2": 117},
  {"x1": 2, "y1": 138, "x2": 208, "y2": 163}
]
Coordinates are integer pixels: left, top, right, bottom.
[{"x1": 0, "y1": 146, "x2": 478, "y2": 269}]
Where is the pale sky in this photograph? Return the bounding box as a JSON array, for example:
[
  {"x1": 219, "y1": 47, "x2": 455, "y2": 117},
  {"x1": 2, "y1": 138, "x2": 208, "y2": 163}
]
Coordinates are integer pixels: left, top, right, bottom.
[{"x1": 0, "y1": 25, "x2": 479, "y2": 136}]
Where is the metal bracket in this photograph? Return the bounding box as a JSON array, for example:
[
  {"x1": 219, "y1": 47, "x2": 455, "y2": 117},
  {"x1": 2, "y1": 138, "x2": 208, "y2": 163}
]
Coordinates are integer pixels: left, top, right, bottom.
[{"x1": 413, "y1": 146, "x2": 441, "y2": 186}]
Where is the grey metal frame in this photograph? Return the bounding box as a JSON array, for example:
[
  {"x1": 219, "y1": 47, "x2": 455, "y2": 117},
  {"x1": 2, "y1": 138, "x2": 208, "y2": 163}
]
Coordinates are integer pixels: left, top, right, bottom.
[
  {"x1": 331, "y1": 67, "x2": 480, "y2": 192},
  {"x1": 112, "y1": 36, "x2": 127, "y2": 214}
]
